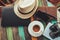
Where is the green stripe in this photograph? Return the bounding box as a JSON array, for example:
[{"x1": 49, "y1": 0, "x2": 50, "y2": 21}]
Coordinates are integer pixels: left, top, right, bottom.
[
  {"x1": 38, "y1": 0, "x2": 43, "y2": 7},
  {"x1": 18, "y1": 26, "x2": 25, "y2": 40},
  {"x1": 6, "y1": 27, "x2": 13, "y2": 40}
]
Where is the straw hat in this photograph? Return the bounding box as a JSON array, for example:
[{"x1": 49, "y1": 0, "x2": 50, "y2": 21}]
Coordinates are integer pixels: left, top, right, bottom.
[{"x1": 14, "y1": 0, "x2": 38, "y2": 19}]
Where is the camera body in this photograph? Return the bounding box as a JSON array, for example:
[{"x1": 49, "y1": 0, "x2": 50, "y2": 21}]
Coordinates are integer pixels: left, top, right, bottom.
[{"x1": 49, "y1": 23, "x2": 60, "y2": 39}]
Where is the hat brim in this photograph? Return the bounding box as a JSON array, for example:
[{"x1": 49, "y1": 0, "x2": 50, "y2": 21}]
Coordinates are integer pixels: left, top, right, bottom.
[{"x1": 14, "y1": 0, "x2": 38, "y2": 19}]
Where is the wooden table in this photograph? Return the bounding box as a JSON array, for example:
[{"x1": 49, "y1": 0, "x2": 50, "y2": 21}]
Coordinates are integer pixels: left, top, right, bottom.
[
  {"x1": 0, "y1": 6, "x2": 57, "y2": 40},
  {"x1": 0, "y1": 0, "x2": 57, "y2": 40}
]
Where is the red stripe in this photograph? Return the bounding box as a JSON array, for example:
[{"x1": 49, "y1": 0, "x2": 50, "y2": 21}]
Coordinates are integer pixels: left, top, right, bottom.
[{"x1": 0, "y1": 7, "x2": 2, "y2": 17}]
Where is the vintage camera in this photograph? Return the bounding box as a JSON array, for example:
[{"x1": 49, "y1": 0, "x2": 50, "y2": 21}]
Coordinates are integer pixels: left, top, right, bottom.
[
  {"x1": 49, "y1": 23, "x2": 60, "y2": 39},
  {"x1": 49, "y1": 30, "x2": 60, "y2": 39}
]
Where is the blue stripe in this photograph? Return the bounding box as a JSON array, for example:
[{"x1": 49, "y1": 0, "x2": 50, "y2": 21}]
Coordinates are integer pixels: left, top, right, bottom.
[{"x1": 18, "y1": 26, "x2": 26, "y2": 40}]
